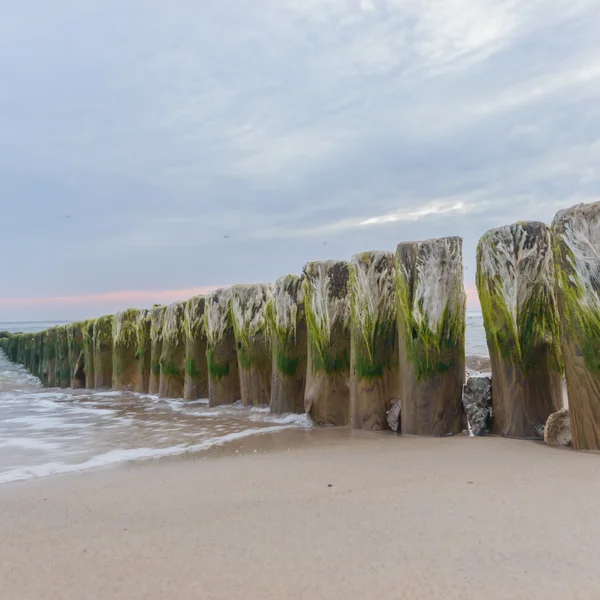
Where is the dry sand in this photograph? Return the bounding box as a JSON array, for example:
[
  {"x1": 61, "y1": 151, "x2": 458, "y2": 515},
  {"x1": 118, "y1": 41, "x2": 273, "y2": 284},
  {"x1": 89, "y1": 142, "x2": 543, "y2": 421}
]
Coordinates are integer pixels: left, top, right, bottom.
[{"x1": 1, "y1": 429, "x2": 599, "y2": 600}]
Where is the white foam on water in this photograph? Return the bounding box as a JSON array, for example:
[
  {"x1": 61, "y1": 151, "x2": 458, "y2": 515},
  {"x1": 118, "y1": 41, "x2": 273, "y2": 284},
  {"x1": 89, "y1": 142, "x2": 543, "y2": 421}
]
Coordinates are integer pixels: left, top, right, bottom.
[{"x1": 0, "y1": 425, "x2": 299, "y2": 485}]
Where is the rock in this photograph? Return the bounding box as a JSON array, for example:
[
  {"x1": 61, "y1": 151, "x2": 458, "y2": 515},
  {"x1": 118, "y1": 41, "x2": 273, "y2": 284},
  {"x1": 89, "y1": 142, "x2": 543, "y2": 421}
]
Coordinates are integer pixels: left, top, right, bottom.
[
  {"x1": 387, "y1": 400, "x2": 401, "y2": 433},
  {"x1": 462, "y1": 376, "x2": 492, "y2": 436},
  {"x1": 544, "y1": 409, "x2": 572, "y2": 447}
]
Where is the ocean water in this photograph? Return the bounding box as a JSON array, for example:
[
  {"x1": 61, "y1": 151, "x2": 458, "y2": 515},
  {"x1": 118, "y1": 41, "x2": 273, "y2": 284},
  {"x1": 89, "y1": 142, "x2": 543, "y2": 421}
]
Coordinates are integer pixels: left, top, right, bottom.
[{"x1": 0, "y1": 313, "x2": 488, "y2": 485}]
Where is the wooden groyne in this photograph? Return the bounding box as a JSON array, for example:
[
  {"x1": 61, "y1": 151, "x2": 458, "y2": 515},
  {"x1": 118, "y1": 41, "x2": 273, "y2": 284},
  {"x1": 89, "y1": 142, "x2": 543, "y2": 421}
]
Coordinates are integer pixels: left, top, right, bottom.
[{"x1": 2, "y1": 200, "x2": 600, "y2": 450}]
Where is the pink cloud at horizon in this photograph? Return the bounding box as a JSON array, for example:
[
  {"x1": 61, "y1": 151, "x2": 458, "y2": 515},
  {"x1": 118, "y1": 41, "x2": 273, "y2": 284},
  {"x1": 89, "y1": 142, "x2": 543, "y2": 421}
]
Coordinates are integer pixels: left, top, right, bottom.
[{"x1": 1, "y1": 282, "x2": 482, "y2": 314}]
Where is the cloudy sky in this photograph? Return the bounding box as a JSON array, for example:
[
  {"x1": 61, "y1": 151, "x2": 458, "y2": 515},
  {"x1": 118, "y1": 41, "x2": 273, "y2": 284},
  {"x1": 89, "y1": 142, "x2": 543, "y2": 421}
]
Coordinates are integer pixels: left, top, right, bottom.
[{"x1": 1, "y1": 0, "x2": 599, "y2": 321}]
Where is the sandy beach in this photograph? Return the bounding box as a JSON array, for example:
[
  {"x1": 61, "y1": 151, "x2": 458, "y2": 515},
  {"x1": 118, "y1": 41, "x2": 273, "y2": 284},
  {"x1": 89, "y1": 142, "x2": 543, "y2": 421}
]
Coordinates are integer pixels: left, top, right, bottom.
[{"x1": 1, "y1": 429, "x2": 599, "y2": 600}]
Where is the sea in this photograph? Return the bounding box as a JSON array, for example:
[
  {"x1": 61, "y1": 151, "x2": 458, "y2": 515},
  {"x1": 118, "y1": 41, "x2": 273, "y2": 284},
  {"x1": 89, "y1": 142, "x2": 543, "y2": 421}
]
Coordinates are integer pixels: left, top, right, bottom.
[{"x1": 0, "y1": 313, "x2": 488, "y2": 485}]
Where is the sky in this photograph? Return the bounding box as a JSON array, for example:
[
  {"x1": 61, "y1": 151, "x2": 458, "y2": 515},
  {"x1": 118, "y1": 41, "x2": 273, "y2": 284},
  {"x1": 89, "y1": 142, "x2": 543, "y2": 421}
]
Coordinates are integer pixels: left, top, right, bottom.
[{"x1": 1, "y1": 0, "x2": 600, "y2": 321}]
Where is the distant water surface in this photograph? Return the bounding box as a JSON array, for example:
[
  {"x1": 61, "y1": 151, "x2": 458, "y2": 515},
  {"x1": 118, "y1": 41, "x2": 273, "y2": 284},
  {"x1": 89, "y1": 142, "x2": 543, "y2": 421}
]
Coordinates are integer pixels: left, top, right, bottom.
[{"x1": 0, "y1": 313, "x2": 487, "y2": 484}]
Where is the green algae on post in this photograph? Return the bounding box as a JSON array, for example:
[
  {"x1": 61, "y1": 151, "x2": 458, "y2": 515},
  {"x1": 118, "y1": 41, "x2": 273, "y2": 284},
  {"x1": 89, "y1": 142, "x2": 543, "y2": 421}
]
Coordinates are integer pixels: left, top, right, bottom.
[
  {"x1": 551, "y1": 202, "x2": 600, "y2": 450},
  {"x1": 149, "y1": 305, "x2": 166, "y2": 395},
  {"x1": 477, "y1": 222, "x2": 563, "y2": 439},
  {"x1": 303, "y1": 260, "x2": 351, "y2": 426},
  {"x1": 112, "y1": 308, "x2": 140, "y2": 391},
  {"x1": 66, "y1": 322, "x2": 86, "y2": 388},
  {"x1": 82, "y1": 319, "x2": 96, "y2": 389},
  {"x1": 134, "y1": 309, "x2": 152, "y2": 393},
  {"x1": 349, "y1": 251, "x2": 400, "y2": 430},
  {"x1": 396, "y1": 237, "x2": 465, "y2": 436},
  {"x1": 159, "y1": 301, "x2": 186, "y2": 399},
  {"x1": 231, "y1": 284, "x2": 273, "y2": 407},
  {"x1": 266, "y1": 274, "x2": 307, "y2": 414},
  {"x1": 203, "y1": 288, "x2": 240, "y2": 407},
  {"x1": 54, "y1": 326, "x2": 71, "y2": 388},
  {"x1": 43, "y1": 327, "x2": 58, "y2": 388},
  {"x1": 93, "y1": 315, "x2": 114, "y2": 389},
  {"x1": 183, "y1": 296, "x2": 208, "y2": 400}
]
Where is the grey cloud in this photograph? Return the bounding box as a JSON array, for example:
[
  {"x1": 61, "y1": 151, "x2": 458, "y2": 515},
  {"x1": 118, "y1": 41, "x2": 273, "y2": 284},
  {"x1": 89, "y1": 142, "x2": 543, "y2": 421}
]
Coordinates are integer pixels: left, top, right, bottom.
[{"x1": 1, "y1": 0, "x2": 600, "y2": 319}]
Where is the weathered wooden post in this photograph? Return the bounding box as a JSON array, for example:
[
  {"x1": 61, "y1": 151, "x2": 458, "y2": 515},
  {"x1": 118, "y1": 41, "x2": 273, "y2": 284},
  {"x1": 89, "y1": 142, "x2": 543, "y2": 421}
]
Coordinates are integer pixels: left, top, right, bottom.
[
  {"x1": 82, "y1": 320, "x2": 95, "y2": 389},
  {"x1": 183, "y1": 296, "x2": 208, "y2": 400},
  {"x1": 112, "y1": 309, "x2": 139, "y2": 391},
  {"x1": 231, "y1": 284, "x2": 272, "y2": 407},
  {"x1": 477, "y1": 223, "x2": 562, "y2": 438},
  {"x1": 204, "y1": 288, "x2": 241, "y2": 407},
  {"x1": 93, "y1": 315, "x2": 114, "y2": 389},
  {"x1": 267, "y1": 275, "x2": 307, "y2": 414},
  {"x1": 134, "y1": 309, "x2": 151, "y2": 393},
  {"x1": 148, "y1": 305, "x2": 166, "y2": 395},
  {"x1": 349, "y1": 251, "x2": 400, "y2": 430},
  {"x1": 159, "y1": 301, "x2": 186, "y2": 399},
  {"x1": 303, "y1": 261, "x2": 351, "y2": 426},
  {"x1": 396, "y1": 237, "x2": 466, "y2": 436},
  {"x1": 54, "y1": 326, "x2": 70, "y2": 387},
  {"x1": 43, "y1": 327, "x2": 57, "y2": 387},
  {"x1": 66, "y1": 322, "x2": 86, "y2": 388},
  {"x1": 552, "y1": 202, "x2": 600, "y2": 450}
]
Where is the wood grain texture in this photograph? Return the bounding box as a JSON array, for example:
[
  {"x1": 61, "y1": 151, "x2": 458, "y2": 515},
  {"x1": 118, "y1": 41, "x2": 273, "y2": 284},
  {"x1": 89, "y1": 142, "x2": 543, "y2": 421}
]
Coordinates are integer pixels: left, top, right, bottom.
[
  {"x1": 269, "y1": 317, "x2": 307, "y2": 414},
  {"x1": 477, "y1": 222, "x2": 563, "y2": 439},
  {"x1": 552, "y1": 202, "x2": 600, "y2": 450},
  {"x1": 396, "y1": 238, "x2": 465, "y2": 436},
  {"x1": 207, "y1": 331, "x2": 241, "y2": 407},
  {"x1": 183, "y1": 337, "x2": 209, "y2": 400},
  {"x1": 303, "y1": 261, "x2": 351, "y2": 426}
]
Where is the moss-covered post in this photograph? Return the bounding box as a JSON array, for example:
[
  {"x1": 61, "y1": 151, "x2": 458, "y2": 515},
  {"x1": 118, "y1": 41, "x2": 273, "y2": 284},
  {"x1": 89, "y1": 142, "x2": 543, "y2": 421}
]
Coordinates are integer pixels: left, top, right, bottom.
[
  {"x1": 552, "y1": 203, "x2": 600, "y2": 450},
  {"x1": 112, "y1": 309, "x2": 139, "y2": 391},
  {"x1": 349, "y1": 251, "x2": 400, "y2": 430},
  {"x1": 183, "y1": 296, "x2": 208, "y2": 400},
  {"x1": 476, "y1": 223, "x2": 563, "y2": 438},
  {"x1": 134, "y1": 309, "x2": 151, "y2": 393},
  {"x1": 159, "y1": 301, "x2": 186, "y2": 398},
  {"x1": 93, "y1": 315, "x2": 114, "y2": 389},
  {"x1": 266, "y1": 275, "x2": 307, "y2": 414},
  {"x1": 204, "y1": 288, "x2": 240, "y2": 407},
  {"x1": 231, "y1": 284, "x2": 272, "y2": 407},
  {"x1": 43, "y1": 327, "x2": 58, "y2": 387},
  {"x1": 149, "y1": 305, "x2": 166, "y2": 395},
  {"x1": 396, "y1": 237, "x2": 466, "y2": 436},
  {"x1": 82, "y1": 320, "x2": 95, "y2": 389},
  {"x1": 66, "y1": 322, "x2": 86, "y2": 388},
  {"x1": 54, "y1": 326, "x2": 71, "y2": 387},
  {"x1": 303, "y1": 261, "x2": 351, "y2": 426}
]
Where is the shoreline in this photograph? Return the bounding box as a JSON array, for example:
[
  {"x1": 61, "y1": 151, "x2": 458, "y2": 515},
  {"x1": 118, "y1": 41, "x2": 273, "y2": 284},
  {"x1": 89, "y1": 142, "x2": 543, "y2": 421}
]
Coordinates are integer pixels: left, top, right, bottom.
[{"x1": 1, "y1": 432, "x2": 599, "y2": 599}]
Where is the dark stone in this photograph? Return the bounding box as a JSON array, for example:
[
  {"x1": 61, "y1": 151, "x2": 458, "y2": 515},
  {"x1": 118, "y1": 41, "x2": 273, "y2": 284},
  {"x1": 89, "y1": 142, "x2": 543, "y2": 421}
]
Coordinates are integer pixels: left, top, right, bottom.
[
  {"x1": 462, "y1": 377, "x2": 492, "y2": 436},
  {"x1": 387, "y1": 399, "x2": 402, "y2": 433}
]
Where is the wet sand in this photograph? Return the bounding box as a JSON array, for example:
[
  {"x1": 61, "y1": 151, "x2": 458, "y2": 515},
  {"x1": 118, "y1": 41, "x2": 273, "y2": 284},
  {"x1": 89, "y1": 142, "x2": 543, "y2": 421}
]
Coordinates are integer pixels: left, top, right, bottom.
[{"x1": 1, "y1": 429, "x2": 599, "y2": 600}]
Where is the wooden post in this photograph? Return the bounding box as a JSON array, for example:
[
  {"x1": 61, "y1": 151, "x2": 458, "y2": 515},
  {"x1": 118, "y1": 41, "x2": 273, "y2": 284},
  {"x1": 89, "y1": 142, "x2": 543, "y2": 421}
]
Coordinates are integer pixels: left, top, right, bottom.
[
  {"x1": 267, "y1": 275, "x2": 307, "y2": 414},
  {"x1": 112, "y1": 309, "x2": 140, "y2": 391},
  {"x1": 303, "y1": 260, "x2": 351, "y2": 426},
  {"x1": 148, "y1": 305, "x2": 166, "y2": 395},
  {"x1": 183, "y1": 296, "x2": 209, "y2": 400},
  {"x1": 66, "y1": 322, "x2": 86, "y2": 388},
  {"x1": 93, "y1": 315, "x2": 114, "y2": 389},
  {"x1": 134, "y1": 309, "x2": 152, "y2": 394},
  {"x1": 159, "y1": 301, "x2": 186, "y2": 399},
  {"x1": 349, "y1": 251, "x2": 400, "y2": 430},
  {"x1": 552, "y1": 202, "x2": 600, "y2": 450},
  {"x1": 44, "y1": 327, "x2": 57, "y2": 388},
  {"x1": 396, "y1": 237, "x2": 466, "y2": 436},
  {"x1": 477, "y1": 223, "x2": 562, "y2": 438},
  {"x1": 231, "y1": 284, "x2": 272, "y2": 407},
  {"x1": 204, "y1": 288, "x2": 241, "y2": 407},
  {"x1": 82, "y1": 320, "x2": 95, "y2": 389}
]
